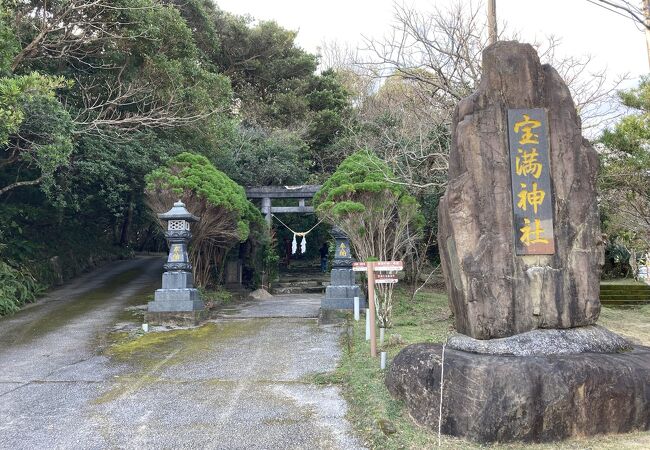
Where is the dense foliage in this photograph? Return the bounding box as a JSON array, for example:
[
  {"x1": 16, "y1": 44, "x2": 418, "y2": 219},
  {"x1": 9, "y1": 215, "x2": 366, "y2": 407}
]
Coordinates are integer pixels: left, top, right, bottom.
[
  {"x1": 146, "y1": 152, "x2": 261, "y2": 287},
  {"x1": 599, "y1": 77, "x2": 650, "y2": 276},
  {"x1": 0, "y1": 259, "x2": 41, "y2": 315},
  {"x1": 0, "y1": 0, "x2": 352, "y2": 311},
  {"x1": 314, "y1": 151, "x2": 423, "y2": 326}
]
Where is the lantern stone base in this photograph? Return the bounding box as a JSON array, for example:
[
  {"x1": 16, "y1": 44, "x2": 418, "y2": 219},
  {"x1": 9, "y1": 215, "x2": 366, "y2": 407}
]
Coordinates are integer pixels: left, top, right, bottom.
[
  {"x1": 161, "y1": 271, "x2": 194, "y2": 289},
  {"x1": 148, "y1": 288, "x2": 204, "y2": 312},
  {"x1": 322, "y1": 268, "x2": 366, "y2": 310},
  {"x1": 322, "y1": 285, "x2": 366, "y2": 309},
  {"x1": 386, "y1": 342, "x2": 650, "y2": 443},
  {"x1": 144, "y1": 310, "x2": 207, "y2": 327}
]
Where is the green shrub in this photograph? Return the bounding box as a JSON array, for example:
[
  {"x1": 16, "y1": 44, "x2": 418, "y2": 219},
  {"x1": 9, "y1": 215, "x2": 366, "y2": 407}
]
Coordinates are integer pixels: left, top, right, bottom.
[
  {"x1": 145, "y1": 152, "x2": 263, "y2": 287},
  {"x1": 314, "y1": 150, "x2": 423, "y2": 327},
  {"x1": 0, "y1": 260, "x2": 42, "y2": 315}
]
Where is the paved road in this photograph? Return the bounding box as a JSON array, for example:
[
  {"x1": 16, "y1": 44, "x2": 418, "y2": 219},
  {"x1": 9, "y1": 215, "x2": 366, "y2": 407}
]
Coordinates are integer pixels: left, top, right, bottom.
[{"x1": 0, "y1": 257, "x2": 363, "y2": 449}]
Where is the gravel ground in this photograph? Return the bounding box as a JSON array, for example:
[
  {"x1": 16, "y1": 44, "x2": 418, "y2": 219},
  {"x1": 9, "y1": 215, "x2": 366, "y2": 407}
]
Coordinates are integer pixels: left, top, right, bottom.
[{"x1": 0, "y1": 258, "x2": 364, "y2": 450}]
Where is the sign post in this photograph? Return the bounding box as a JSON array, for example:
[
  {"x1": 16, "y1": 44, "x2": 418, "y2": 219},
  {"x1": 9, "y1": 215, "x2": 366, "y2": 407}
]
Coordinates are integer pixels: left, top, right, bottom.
[
  {"x1": 366, "y1": 262, "x2": 377, "y2": 357},
  {"x1": 353, "y1": 260, "x2": 403, "y2": 358}
]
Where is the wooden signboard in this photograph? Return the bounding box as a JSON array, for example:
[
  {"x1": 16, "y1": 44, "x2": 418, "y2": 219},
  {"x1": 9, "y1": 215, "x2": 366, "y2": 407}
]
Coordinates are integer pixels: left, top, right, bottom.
[
  {"x1": 354, "y1": 260, "x2": 404, "y2": 357},
  {"x1": 352, "y1": 261, "x2": 404, "y2": 272},
  {"x1": 507, "y1": 108, "x2": 555, "y2": 255},
  {"x1": 374, "y1": 261, "x2": 404, "y2": 272},
  {"x1": 375, "y1": 273, "x2": 398, "y2": 284}
]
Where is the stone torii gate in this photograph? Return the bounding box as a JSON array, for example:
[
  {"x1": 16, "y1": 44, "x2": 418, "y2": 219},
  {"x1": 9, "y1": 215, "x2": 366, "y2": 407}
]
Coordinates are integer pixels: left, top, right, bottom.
[
  {"x1": 245, "y1": 184, "x2": 364, "y2": 310},
  {"x1": 245, "y1": 185, "x2": 322, "y2": 225}
]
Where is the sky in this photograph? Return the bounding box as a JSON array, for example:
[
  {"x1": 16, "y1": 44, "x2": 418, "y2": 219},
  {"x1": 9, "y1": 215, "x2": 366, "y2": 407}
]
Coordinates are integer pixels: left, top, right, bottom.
[{"x1": 216, "y1": 0, "x2": 648, "y2": 84}]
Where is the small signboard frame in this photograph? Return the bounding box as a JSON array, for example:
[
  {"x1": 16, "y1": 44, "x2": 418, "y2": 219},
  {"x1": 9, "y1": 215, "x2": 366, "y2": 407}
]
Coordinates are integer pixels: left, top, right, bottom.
[{"x1": 507, "y1": 108, "x2": 556, "y2": 255}]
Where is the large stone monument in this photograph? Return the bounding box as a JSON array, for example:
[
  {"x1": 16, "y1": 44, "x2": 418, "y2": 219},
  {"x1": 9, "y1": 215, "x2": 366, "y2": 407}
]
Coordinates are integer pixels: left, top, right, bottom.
[
  {"x1": 439, "y1": 42, "x2": 603, "y2": 339},
  {"x1": 386, "y1": 42, "x2": 650, "y2": 443}
]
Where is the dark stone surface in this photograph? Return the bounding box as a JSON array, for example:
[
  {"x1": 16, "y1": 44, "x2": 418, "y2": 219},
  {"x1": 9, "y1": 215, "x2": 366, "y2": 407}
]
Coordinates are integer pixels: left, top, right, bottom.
[
  {"x1": 149, "y1": 288, "x2": 203, "y2": 311},
  {"x1": 447, "y1": 325, "x2": 631, "y2": 356},
  {"x1": 322, "y1": 285, "x2": 365, "y2": 310},
  {"x1": 386, "y1": 343, "x2": 650, "y2": 443},
  {"x1": 144, "y1": 310, "x2": 207, "y2": 326},
  {"x1": 322, "y1": 227, "x2": 366, "y2": 310},
  {"x1": 318, "y1": 308, "x2": 351, "y2": 325},
  {"x1": 161, "y1": 271, "x2": 193, "y2": 289},
  {"x1": 437, "y1": 41, "x2": 603, "y2": 339}
]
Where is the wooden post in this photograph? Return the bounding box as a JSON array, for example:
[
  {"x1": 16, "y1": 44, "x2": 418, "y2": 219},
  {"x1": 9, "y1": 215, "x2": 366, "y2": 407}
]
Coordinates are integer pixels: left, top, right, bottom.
[
  {"x1": 488, "y1": 0, "x2": 497, "y2": 45},
  {"x1": 367, "y1": 261, "x2": 377, "y2": 357},
  {"x1": 645, "y1": 0, "x2": 650, "y2": 69}
]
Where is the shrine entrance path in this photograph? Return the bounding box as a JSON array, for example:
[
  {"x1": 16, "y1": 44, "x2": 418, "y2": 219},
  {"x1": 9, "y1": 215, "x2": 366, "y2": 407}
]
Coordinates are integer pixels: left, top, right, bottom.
[{"x1": 0, "y1": 257, "x2": 363, "y2": 449}]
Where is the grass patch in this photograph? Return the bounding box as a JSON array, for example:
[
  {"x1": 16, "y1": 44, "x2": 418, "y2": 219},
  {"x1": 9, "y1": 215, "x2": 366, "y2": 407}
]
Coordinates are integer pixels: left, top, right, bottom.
[
  {"x1": 601, "y1": 278, "x2": 648, "y2": 286},
  {"x1": 599, "y1": 304, "x2": 650, "y2": 346},
  {"x1": 200, "y1": 286, "x2": 233, "y2": 305},
  {"x1": 334, "y1": 287, "x2": 650, "y2": 449}
]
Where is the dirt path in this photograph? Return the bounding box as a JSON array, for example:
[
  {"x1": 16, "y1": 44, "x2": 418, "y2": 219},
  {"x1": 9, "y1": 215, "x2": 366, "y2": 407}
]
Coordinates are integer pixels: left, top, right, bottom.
[{"x1": 0, "y1": 258, "x2": 363, "y2": 449}]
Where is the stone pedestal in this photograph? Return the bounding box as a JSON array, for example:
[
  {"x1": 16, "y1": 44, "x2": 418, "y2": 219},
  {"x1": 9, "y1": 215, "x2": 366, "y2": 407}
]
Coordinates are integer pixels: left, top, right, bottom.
[
  {"x1": 386, "y1": 343, "x2": 650, "y2": 443},
  {"x1": 148, "y1": 265, "x2": 202, "y2": 306},
  {"x1": 321, "y1": 226, "x2": 366, "y2": 310},
  {"x1": 323, "y1": 268, "x2": 365, "y2": 309},
  {"x1": 147, "y1": 266, "x2": 204, "y2": 313}
]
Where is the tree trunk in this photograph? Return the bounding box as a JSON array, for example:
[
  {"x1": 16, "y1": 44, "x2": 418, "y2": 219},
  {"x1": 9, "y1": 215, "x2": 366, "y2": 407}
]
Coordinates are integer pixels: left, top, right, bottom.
[{"x1": 119, "y1": 196, "x2": 135, "y2": 246}]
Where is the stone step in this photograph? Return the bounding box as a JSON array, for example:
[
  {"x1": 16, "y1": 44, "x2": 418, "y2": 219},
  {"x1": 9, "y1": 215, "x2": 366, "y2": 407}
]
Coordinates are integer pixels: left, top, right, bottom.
[
  {"x1": 271, "y1": 286, "x2": 304, "y2": 295},
  {"x1": 304, "y1": 286, "x2": 326, "y2": 294},
  {"x1": 600, "y1": 288, "x2": 650, "y2": 294},
  {"x1": 601, "y1": 299, "x2": 650, "y2": 305},
  {"x1": 275, "y1": 280, "x2": 324, "y2": 288},
  {"x1": 270, "y1": 285, "x2": 326, "y2": 295},
  {"x1": 600, "y1": 284, "x2": 650, "y2": 289},
  {"x1": 279, "y1": 273, "x2": 328, "y2": 280},
  {"x1": 600, "y1": 294, "x2": 650, "y2": 299}
]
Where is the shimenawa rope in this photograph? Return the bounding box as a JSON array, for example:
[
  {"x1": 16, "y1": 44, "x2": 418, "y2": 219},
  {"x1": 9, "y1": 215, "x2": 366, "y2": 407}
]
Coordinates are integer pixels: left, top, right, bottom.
[{"x1": 271, "y1": 214, "x2": 324, "y2": 254}]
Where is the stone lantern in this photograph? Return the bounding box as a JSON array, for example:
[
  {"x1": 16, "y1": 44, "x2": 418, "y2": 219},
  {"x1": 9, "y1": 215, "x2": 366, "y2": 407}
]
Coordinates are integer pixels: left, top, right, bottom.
[
  {"x1": 146, "y1": 200, "x2": 204, "y2": 322},
  {"x1": 322, "y1": 226, "x2": 365, "y2": 309}
]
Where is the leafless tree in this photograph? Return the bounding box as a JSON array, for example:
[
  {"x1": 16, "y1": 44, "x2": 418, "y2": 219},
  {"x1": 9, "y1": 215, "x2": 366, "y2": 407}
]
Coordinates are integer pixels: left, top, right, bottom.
[
  {"x1": 588, "y1": 0, "x2": 649, "y2": 29},
  {"x1": 359, "y1": 1, "x2": 628, "y2": 137}
]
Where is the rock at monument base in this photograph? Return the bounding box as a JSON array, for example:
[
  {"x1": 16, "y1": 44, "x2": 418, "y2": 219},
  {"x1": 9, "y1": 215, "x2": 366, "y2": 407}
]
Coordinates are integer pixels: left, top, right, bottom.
[
  {"x1": 447, "y1": 325, "x2": 631, "y2": 356},
  {"x1": 386, "y1": 343, "x2": 650, "y2": 443}
]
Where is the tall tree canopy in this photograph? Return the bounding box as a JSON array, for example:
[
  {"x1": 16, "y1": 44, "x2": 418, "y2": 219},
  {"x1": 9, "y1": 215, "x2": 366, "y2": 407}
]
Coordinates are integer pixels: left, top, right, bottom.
[{"x1": 599, "y1": 77, "x2": 650, "y2": 257}]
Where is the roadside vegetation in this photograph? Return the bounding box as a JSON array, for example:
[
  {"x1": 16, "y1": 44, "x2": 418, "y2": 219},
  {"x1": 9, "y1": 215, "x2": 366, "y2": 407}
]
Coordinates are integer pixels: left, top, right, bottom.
[
  {"x1": 320, "y1": 287, "x2": 650, "y2": 450},
  {"x1": 1, "y1": 0, "x2": 643, "y2": 316},
  {"x1": 1, "y1": 0, "x2": 645, "y2": 315}
]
